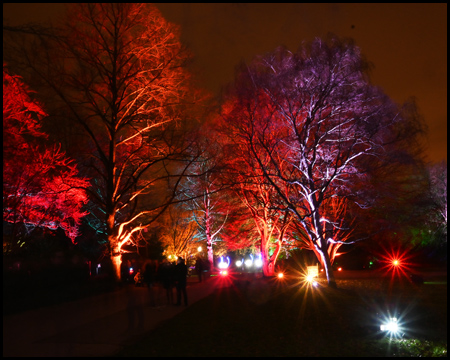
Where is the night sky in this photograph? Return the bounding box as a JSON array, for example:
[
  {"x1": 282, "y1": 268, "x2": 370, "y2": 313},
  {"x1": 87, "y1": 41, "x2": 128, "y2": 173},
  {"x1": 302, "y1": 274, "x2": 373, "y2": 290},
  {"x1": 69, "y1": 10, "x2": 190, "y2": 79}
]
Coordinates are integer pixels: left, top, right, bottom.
[{"x1": 3, "y1": 3, "x2": 447, "y2": 164}]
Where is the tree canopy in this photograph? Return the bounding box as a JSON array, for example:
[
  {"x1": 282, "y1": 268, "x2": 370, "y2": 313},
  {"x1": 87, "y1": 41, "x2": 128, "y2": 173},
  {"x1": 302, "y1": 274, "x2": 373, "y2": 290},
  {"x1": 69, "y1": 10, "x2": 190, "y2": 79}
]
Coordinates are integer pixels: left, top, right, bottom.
[{"x1": 220, "y1": 36, "x2": 426, "y2": 286}]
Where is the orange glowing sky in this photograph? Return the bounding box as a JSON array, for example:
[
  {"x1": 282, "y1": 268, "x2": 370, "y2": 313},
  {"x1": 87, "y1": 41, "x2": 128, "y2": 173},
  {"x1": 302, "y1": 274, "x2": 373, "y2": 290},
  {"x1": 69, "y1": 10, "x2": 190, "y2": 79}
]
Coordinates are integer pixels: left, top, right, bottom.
[{"x1": 3, "y1": 3, "x2": 447, "y2": 164}]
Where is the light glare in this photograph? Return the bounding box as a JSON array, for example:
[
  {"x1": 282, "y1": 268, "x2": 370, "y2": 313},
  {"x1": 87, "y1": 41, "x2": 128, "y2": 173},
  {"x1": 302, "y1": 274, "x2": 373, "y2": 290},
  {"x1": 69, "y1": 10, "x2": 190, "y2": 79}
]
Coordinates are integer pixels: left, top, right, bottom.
[{"x1": 380, "y1": 317, "x2": 400, "y2": 333}]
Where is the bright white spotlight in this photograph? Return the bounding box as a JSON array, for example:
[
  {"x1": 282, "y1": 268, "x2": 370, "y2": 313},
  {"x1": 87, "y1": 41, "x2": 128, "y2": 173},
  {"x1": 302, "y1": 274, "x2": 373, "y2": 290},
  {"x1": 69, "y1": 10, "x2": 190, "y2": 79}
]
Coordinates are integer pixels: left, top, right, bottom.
[
  {"x1": 380, "y1": 317, "x2": 400, "y2": 333},
  {"x1": 245, "y1": 255, "x2": 253, "y2": 268},
  {"x1": 236, "y1": 260, "x2": 242, "y2": 267},
  {"x1": 218, "y1": 256, "x2": 230, "y2": 269},
  {"x1": 254, "y1": 254, "x2": 263, "y2": 268}
]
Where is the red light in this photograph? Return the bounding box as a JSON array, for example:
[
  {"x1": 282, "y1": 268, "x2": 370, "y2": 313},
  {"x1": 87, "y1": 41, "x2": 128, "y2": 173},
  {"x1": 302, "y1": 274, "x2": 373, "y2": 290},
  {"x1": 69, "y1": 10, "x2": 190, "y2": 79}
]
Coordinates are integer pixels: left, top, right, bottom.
[
  {"x1": 378, "y1": 246, "x2": 414, "y2": 280},
  {"x1": 220, "y1": 270, "x2": 228, "y2": 276},
  {"x1": 277, "y1": 272, "x2": 284, "y2": 279},
  {"x1": 338, "y1": 267, "x2": 342, "y2": 271}
]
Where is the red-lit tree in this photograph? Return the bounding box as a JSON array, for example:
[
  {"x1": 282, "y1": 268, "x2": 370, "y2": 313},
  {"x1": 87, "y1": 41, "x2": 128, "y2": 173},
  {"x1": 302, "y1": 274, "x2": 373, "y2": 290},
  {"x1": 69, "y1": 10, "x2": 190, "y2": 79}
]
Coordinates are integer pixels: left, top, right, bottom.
[
  {"x1": 4, "y1": 4, "x2": 198, "y2": 280},
  {"x1": 221, "y1": 143, "x2": 291, "y2": 276},
  {"x1": 3, "y1": 66, "x2": 89, "y2": 247},
  {"x1": 221, "y1": 36, "x2": 425, "y2": 287}
]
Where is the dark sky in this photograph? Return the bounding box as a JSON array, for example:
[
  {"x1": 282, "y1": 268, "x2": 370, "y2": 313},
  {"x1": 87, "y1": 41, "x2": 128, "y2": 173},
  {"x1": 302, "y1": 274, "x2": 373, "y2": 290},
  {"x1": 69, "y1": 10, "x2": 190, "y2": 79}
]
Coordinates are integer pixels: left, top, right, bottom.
[{"x1": 3, "y1": 3, "x2": 447, "y2": 164}]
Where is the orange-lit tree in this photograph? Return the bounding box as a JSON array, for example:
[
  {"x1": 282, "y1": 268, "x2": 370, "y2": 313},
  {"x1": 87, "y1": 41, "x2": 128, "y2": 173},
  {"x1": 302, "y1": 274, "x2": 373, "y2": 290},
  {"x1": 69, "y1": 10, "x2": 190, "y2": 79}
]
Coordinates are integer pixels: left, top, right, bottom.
[
  {"x1": 4, "y1": 4, "x2": 196, "y2": 280},
  {"x1": 159, "y1": 203, "x2": 198, "y2": 261},
  {"x1": 3, "y1": 66, "x2": 89, "y2": 248},
  {"x1": 221, "y1": 36, "x2": 425, "y2": 287}
]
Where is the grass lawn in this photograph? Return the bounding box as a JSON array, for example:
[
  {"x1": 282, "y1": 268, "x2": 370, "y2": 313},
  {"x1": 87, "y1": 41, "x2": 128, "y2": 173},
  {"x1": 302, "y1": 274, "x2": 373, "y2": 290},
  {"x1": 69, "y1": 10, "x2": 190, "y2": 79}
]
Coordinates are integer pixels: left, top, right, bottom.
[{"x1": 115, "y1": 272, "x2": 447, "y2": 357}]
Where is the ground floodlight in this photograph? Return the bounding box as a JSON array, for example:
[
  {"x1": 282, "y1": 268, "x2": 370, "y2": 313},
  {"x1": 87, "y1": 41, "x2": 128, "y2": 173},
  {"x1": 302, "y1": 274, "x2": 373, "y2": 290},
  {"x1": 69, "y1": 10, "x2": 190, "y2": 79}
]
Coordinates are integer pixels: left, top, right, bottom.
[
  {"x1": 218, "y1": 256, "x2": 230, "y2": 269},
  {"x1": 380, "y1": 317, "x2": 399, "y2": 333},
  {"x1": 254, "y1": 254, "x2": 263, "y2": 268},
  {"x1": 277, "y1": 272, "x2": 284, "y2": 279}
]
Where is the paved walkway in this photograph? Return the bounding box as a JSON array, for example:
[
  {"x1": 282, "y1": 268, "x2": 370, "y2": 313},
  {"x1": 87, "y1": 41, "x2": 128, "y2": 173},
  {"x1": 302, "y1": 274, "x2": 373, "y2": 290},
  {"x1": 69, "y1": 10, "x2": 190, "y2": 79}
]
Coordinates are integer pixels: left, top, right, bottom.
[{"x1": 3, "y1": 277, "x2": 220, "y2": 357}]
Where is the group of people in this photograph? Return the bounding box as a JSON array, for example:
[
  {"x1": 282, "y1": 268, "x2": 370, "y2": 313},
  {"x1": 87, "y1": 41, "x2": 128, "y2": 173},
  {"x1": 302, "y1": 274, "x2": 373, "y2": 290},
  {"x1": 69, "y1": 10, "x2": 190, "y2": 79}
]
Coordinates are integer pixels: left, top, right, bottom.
[{"x1": 134, "y1": 257, "x2": 189, "y2": 307}]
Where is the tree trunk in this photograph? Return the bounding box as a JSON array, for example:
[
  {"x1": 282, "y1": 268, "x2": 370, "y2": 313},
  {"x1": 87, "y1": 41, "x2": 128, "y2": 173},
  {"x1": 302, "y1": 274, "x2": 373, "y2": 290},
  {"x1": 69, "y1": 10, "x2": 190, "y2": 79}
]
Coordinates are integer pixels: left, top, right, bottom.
[
  {"x1": 107, "y1": 212, "x2": 121, "y2": 282},
  {"x1": 205, "y1": 204, "x2": 215, "y2": 270},
  {"x1": 319, "y1": 246, "x2": 337, "y2": 288}
]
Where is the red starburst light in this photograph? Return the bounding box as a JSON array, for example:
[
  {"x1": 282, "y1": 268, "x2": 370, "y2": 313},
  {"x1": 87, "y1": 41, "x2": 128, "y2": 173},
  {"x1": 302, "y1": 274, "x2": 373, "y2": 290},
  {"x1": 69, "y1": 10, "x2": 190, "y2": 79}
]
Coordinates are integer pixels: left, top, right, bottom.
[{"x1": 379, "y1": 247, "x2": 414, "y2": 280}]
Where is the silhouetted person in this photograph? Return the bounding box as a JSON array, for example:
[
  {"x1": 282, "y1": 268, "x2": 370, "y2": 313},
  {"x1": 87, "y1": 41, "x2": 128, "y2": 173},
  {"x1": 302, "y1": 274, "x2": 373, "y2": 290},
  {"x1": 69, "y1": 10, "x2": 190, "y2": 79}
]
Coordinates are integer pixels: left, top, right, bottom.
[
  {"x1": 174, "y1": 257, "x2": 188, "y2": 306},
  {"x1": 195, "y1": 257, "x2": 204, "y2": 283},
  {"x1": 157, "y1": 258, "x2": 174, "y2": 305}
]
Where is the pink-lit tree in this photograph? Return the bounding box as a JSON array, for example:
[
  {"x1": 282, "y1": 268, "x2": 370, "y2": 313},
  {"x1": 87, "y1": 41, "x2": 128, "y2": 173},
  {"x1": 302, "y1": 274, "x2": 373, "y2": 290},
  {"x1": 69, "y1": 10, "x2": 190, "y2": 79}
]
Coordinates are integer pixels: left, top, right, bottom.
[
  {"x1": 3, "y1": 66, "x2": 89, "y2": 247},
  {"x1": 4, "y1": 4, "x2": 198, "y2": 280},
  {"x1": 221, "y1": 36, "x2": 425, "y2": 287}
]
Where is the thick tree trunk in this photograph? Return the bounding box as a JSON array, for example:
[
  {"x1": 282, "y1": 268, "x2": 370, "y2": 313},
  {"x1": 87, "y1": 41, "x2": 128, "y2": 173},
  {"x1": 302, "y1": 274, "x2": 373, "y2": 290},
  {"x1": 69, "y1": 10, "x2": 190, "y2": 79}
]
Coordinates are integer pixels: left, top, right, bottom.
[
  {"x1": 261, "y1": 237, "x2": 282, "y2": 277},
  {"x1": 319, "y1": 246, "x2": 337, "y2": 288},
  {"x1": 107, "y1": 212, "x2": 121, "y2": 282}
]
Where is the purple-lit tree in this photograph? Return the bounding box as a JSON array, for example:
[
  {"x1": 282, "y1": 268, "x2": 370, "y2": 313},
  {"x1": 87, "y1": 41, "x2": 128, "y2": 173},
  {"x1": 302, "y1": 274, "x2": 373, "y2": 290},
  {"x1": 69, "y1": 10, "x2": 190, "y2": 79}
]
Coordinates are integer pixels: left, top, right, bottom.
[
  {"x1": 427, "y1": 161, "x2": 447, "y2": 226},
  {"x1": 3, "y1": 66, "x2": 89, "y2": 247},
  {"x1": 425, "y1": 161, "x2": 447, "y2": 245},
  {"x1": 221, "y1": 36, "x2": 425, "y2": 287},
  {"x1": 4, "y1": 4, "x2": 199, "y2": 281}
]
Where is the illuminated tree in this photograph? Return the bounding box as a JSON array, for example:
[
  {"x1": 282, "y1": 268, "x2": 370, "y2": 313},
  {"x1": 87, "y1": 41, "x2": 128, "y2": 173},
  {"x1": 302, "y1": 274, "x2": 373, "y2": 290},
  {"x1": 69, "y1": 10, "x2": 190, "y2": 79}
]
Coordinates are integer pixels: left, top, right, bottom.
[
  {"x1": 159, "y1": 204, "x2": 198, "y2": 261},
  {"x1": 4, "y1": 4, "x2": 197, "y2": 280},
  {"x1": 291, "y1": 196, "x2": 355, "y2": 266},
  {"x1": 222, "y1": 143, "x2": 291, "y2": 276},
  {"x1": 419, "y1": 161, "x2": 447, "y2": 251},
  {"x1": 221, "y1": 36, "x2": 425, "y2": 287},
  {"x1": 427, "y1": 161, "x2": 447, "y2": 227},
  {"x1": 179, "y1": 130, "x2": 230, "y2": 269},
  {"x1": 3, "y1": 66, "x2": 89, "y2": 247}
]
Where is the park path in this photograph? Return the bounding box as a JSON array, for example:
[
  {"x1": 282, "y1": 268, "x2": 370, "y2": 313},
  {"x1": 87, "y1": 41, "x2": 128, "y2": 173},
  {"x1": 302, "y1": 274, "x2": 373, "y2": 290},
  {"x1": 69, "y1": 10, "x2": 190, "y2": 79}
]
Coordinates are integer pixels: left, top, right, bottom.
[{"x1": 3, "y1": 277, "x2": 221, "y2": 357}]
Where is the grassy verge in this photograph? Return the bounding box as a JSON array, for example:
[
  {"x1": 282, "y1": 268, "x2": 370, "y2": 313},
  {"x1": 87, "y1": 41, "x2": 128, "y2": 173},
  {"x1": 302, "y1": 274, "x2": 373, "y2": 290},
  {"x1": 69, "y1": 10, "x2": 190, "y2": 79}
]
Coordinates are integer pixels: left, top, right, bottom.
[{"x1": 115, "y1": 275, "x2": 447, "y2": 357}]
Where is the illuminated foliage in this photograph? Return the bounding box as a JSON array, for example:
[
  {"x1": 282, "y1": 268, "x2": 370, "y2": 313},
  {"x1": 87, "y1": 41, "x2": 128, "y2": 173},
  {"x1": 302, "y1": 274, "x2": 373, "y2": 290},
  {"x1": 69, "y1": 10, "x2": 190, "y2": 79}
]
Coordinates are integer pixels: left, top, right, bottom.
[
  {"x1": 221, "y1": 35, "x2": 425, "y2": 286},
  {"x1": 3, "y1": 66, "x2": 89, "y2": 244}
]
